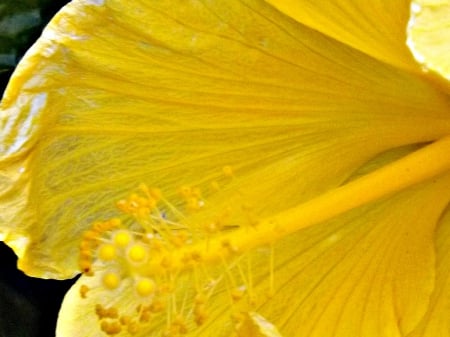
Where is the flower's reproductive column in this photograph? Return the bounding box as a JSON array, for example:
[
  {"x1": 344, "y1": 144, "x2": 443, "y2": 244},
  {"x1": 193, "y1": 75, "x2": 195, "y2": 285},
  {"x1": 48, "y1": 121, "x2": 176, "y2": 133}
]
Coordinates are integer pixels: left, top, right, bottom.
[
  {"x1": 78, "y1": 175, "x2": 275, "y2": 336},
  {"x1": 77, "y1": 136, "x2": 450, "y2": 336}
]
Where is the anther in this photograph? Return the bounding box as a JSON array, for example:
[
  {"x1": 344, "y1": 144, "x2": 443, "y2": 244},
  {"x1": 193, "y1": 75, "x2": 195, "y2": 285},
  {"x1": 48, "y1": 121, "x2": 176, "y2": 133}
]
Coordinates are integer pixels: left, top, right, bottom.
[
  {"x1": 186, "y1": 197, "x2": 203, "y2": 211},
  {"x1": 79, "y1": 249, "x2": 92, "y2": 260},
  {"x1": 194, "y1": 303, "x2": 208, "y2": 326},
  {"x1": 127, "y1": 321, "x2": 139, "y2": 334},
  {"x1": 221, "y1": 239, "x2": 239, "y2": 254},
  {"x1": 190, "y1": 250, "x2": 202, "y2": 262},
  {"x1": 149, "y1": 187, "x2": 162, "y2": 201},
  {"x1": 83, "y1": 230, "x2": 98, "y2": 241},
  {"x1": 149, "y1": 299, "x2": 165, "y2": 313},
  {"x1": 79, "y1": 240, "x2": 91, "y2": 250},
  {"x1": 170, "y1": 231, "x2": 188, "y2": 247},
  {"x1": 109, "y1": 218, "x2": 122, "y2": 227},
  {"x1": 222, "y1": 165, "x2": 234, "y2": 177},
  {"x1": 120, "y1": 315, "x2": 131, "y2": 325},
  {"x1": 173, "y1": 315, "x2": 188, "y2": 334},
  {"x1": 105, "y1": 307, "x2": 119, "y2": 319},
  {"x1": 100, "y1": 321, "x2": 122, "y2": 335},
  {"x1": 231, "y1": 288, "x2": 245, "y2": 302},
  {"x1": 139, "y1": 310, "x2": 151, "y2": 323},
  {"x1": 95, "y1": 304, "x2": 107, "y2": 319},
  {"x1": 179, "y1": 186, "x2": 192, "y2": 198},
  {"x1": 79, "y1": 258, "x2": 92, "y2": 275},
  {"x1": 79, "y1": 284, "x2": 90, "y2": 299}
]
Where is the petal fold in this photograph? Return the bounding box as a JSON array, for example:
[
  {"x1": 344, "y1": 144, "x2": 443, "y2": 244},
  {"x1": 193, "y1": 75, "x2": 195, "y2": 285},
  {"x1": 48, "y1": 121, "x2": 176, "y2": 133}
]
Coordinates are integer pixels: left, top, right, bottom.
[
  {"x1": 406, "y1": 204, "x2": 450, "y2": 337},
  {"x1": 407, "y1": 0, "x2": 450, "y2": 82},
  {"x1": 264, "y1": 0, "x2": 420, "y2": 71}
]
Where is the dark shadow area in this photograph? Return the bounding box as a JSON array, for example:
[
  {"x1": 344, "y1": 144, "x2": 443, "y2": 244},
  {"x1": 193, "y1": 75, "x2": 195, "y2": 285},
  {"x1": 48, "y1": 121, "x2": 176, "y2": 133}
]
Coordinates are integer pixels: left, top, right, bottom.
[
  {"x1": 0, "y1": 0, "x2": 71, "y2": 93},
  {"x1": 0, "y1": 243, "x2": 77, "y2": 337}
]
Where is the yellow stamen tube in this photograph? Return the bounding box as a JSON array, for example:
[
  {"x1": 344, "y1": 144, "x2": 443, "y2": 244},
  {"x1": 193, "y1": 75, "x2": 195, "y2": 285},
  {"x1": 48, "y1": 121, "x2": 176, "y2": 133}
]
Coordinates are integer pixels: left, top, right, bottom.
[{"x1": 142, "y1": 136, "x2": 450, "y2": 276}]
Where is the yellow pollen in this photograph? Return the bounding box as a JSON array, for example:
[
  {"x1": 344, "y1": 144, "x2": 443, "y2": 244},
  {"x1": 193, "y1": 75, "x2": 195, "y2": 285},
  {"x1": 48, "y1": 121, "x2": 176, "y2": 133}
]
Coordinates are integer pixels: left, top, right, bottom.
[
  {"x1": 106, "y1": 307, "x2": 119, "y2": 319},
  {"x1": 127, "y1": 322, "x2": 139, "y2": 335},
  {"x1": 83, "y1": 230, "x2": 99, "y2": 241},
  {"x1": 136, "y1": 278, "x2": 156, "y2": 297},
  {"x1": 113, "y1": 230, "x2": 132, "y2": 247},
  {"x1": 127, "y1": 244, "x2": 148, "y2": 263},
  {"x1": 149, "y1": 299, "x2": 165, "y2": 313},
  {"x1": 109, "y1": 218, "x2": 122, "y2": 227},
  {"x1": 231, "y1": 288, "x2": 245, "y2": 302},
  {"x1": 222, "y1": 165, "x2": 234, "y2": 177},
  {"x1": 173, "y1": 315, "x2": 188, "y2": 334},
  {"x1": 78, "y1": 258, "x2": 92, "y2": 274},
  {"x1": 79, "y1": 284, "x2": 89, "y2": 299},
  {"x1": 79, "y1": 240, "x2": 91, "y2": 250},
  {"x1": 120, "y1": 315, "x2": 131, "y2": 325},
  {"x1": 79, "y1": 249, "x2": 92, "y2": 260},
  {"x1": 98, "y1": 244, "x2": 117, "y2": 261},
  {"x1": 100, "y1": 321, "x2": 122, "y2": 335},
  {"x1": 139, "y1": 310, "x2": 151, "y2": 323},
  {"x1": 178, "y1": 185, "x2": 192, "y2": 198},
  {"x1": 92, "y1": 219, "x2": 119, "y2": 232},
  {"x1": 95, "y1": 304, "x2": 107, "y2": 319},
  {"x1": 194, "y1": 303, "x2": 208, "y2": 326},
  {"x1": 149, "y1": 187, "x2": 162, "y2": 201},
  {"x1": 170, "y1": 231, "x2": 188, "y2": 247},
  {"x1": 103, "y1": 272, "x2": 121, "y2": 290}
]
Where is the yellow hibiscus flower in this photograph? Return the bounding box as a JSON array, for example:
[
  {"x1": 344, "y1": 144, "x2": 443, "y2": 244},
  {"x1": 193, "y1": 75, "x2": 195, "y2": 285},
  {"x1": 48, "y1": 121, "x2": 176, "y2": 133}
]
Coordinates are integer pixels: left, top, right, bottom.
[{"x1": 1, "y1": 0, "x2": 450, "y2": 336}]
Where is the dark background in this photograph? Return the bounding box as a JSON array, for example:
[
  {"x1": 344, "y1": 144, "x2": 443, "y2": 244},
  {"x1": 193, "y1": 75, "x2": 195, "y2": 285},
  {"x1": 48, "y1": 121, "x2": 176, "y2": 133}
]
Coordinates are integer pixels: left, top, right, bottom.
[{"x1": 1, "y1": 1, "x2": 76, "y2": 336}]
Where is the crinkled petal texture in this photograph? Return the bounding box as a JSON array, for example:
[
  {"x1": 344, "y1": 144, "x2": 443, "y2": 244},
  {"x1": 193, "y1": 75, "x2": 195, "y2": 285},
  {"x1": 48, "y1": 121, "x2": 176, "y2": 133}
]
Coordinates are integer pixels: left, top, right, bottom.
[
  {"x1": 2, "y1": 0, "x2": 450, "y2": 279},
  {"x1": 56, "y1": 168, "x2": 450, "y2": 337},
  {"x1": 407, "y1": 0, "x2": 450, "y2": 81}
]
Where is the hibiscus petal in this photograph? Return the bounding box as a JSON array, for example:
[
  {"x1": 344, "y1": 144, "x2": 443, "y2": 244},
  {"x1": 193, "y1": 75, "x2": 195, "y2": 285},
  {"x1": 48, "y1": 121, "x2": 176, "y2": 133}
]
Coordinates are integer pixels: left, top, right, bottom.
[
  {"x1": 407, "y1": 0, "x2": 450, "y2": 81},
  {"x1": 250, "y1": 171, "x2": 450, "y2": 337},
  {"x1": 264, "y1": 0, "x2": 419, "y2": 71},
  {"x1": 56, "y1": 157, "x2": 450, "y2": 337},
  {"x1": 406, "y1": 202, "x2": 450, "y2": 337},
  {"x1": 1, "y1": 0, "x2": 450, "y2": 279}
]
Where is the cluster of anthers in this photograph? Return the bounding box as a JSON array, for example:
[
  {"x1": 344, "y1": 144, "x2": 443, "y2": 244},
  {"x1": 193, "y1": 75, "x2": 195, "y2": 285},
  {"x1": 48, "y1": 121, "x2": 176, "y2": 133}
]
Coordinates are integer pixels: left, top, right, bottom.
[{"x1": 77, "y1": 168, "x2": 275, "y2": 337}]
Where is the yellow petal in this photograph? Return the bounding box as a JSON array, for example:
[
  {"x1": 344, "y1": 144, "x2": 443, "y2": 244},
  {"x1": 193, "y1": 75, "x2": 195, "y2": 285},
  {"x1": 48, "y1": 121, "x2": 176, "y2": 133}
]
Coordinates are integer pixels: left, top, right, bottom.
[
  {"x1": 406, "y1": 204, "x2": 450, "y2": 337},
  {"x1": 251, "y1": 172, "x2": 450, "y2": 337},
  {"x1": 2, "y1": 0, "x2": 450, "y2": 279},
  {"x1": 407, "y1": 0, "x2": 450, "y2": 81},
  {"x1": 56, "y1": 152, "x2": 450, "y2": 337},
  {"x1": 264, "y1": 0, "x2": 419, "y2": 72},
  {"x1": 236, "y1": 312, "x2": 283, "y2": 337}
]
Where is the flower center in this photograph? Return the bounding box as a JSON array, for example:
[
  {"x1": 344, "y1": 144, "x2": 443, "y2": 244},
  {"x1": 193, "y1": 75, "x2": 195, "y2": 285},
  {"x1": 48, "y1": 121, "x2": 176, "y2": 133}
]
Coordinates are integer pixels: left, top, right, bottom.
[
  {"x1": 77, "y1": 137, "x2": 450, "y2": 336},
  {"x1": 78, "y1": 172, "x2": 274, "y2": 336}
]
